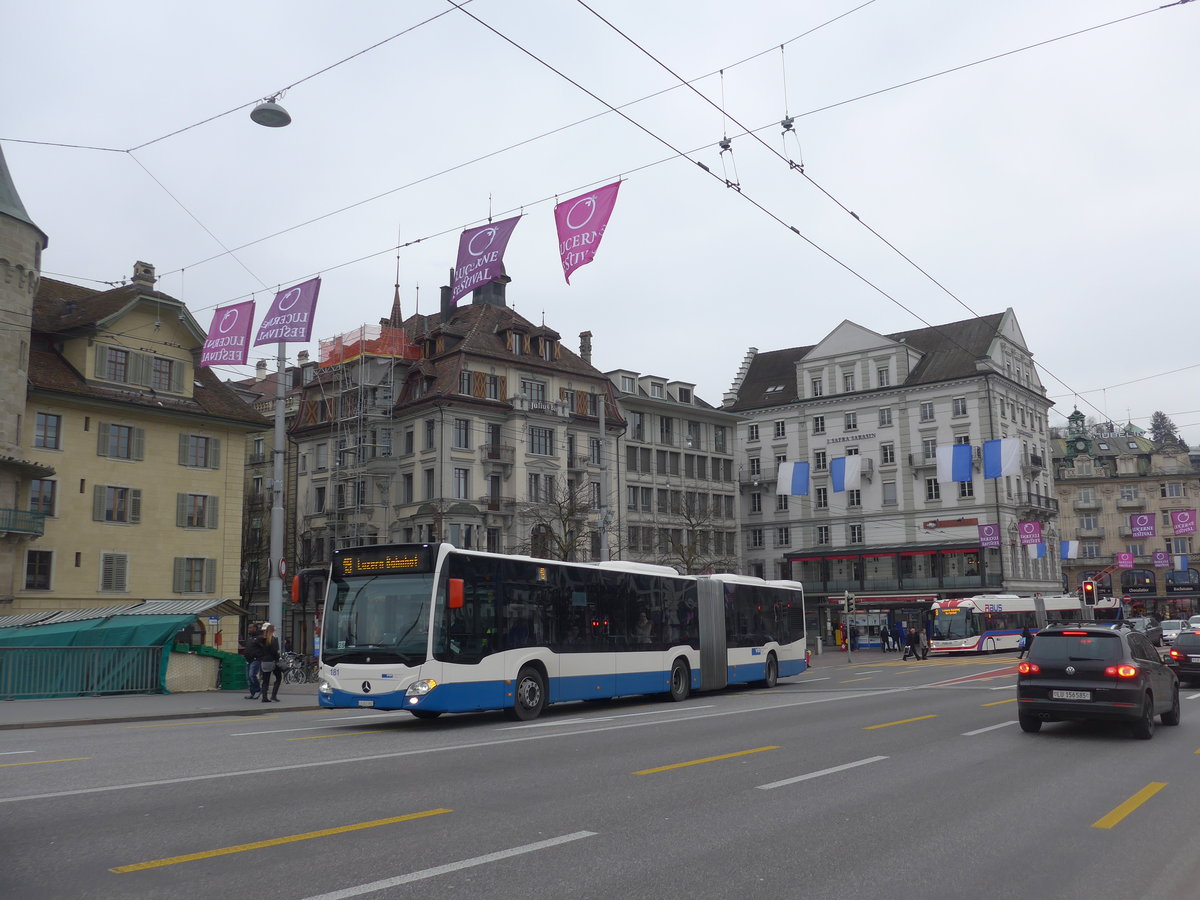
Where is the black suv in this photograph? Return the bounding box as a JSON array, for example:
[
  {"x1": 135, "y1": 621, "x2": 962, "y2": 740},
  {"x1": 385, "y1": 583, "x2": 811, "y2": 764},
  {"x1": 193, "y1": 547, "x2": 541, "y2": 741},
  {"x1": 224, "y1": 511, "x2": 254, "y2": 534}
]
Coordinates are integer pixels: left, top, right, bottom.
[
  {"x1": 1168, "y1": 631, "x2": 1200, "y2": 685},
  {"x1": 1017, "y1": 622, "x2": 1180, "y2": 739}
]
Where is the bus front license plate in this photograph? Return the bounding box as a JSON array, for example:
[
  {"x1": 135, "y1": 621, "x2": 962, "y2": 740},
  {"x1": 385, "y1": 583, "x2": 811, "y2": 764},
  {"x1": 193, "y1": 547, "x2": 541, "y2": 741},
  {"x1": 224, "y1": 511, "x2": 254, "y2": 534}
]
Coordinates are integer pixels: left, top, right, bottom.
[
  {"x1": 357, "y1": 700, "x2": 375, "y2": 707},
  {"x1": 1051, "y1": 690, "x2": 1090, "y2": 701}
]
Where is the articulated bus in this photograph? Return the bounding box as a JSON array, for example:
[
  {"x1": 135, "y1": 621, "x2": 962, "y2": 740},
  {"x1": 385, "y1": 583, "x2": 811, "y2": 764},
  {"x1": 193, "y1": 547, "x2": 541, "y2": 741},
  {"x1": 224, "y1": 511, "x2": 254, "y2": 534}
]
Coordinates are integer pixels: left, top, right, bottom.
[
  {"x1": 929, "y1": 594, "x2": 1123, "y2": 654},
  {"x1": 316, "y1": 543, "x2": 807, "y2": 720}
]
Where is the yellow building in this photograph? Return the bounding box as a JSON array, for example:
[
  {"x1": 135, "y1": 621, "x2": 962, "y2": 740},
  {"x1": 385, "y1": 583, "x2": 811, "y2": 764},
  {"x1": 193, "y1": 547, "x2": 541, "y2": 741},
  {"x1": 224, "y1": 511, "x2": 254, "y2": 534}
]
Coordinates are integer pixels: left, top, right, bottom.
[{"x1": 15, "y1": 263, "x2": 268, "y2": 648}]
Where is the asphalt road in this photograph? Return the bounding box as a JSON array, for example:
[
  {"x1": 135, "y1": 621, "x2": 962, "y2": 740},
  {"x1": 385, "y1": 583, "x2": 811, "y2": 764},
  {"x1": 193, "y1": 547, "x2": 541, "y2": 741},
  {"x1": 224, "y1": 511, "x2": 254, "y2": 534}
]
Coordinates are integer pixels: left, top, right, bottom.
[{"x1": 3, "y1": 656, "x2": 1199, "y2": 900}]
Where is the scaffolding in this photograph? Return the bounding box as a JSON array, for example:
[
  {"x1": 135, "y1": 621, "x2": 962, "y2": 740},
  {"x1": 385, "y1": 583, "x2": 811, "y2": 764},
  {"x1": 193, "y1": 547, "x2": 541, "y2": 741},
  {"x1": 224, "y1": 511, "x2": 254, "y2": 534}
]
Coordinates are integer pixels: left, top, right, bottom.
[{"x1": 319, "y1": 325, "x2": 417, "y2": 550}]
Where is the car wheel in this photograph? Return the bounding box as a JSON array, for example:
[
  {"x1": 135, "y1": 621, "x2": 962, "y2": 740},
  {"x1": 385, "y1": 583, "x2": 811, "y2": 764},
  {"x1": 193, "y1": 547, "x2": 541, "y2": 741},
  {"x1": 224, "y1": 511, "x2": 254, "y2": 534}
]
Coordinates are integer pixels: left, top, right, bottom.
[
  {"x1": 1131, "y1": 693, "x2": 1156, "y2": 740},
  {"x1": 1018, "y1": 713, "x2": 1041, "y2": 733},
  {"x1": 1161, "y1": 685, "x2": 1181, "y2": 726},
  {"x1": 668, "y1": 659, "x2": 691, "y2": 702},
  {"x1": 506, "y1": 666, "x2": 546, "y2": 721},
  {"x1": 760, "y1": 653, "x2": 779, "y2": 688}
]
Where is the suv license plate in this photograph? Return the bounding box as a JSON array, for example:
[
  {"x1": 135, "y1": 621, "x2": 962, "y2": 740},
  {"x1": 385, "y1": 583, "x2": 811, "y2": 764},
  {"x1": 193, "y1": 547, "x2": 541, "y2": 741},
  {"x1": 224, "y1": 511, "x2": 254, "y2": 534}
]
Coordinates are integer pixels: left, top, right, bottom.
[{"x1": 1051, "y1": 690, "x2": 1091, "y2": 701}]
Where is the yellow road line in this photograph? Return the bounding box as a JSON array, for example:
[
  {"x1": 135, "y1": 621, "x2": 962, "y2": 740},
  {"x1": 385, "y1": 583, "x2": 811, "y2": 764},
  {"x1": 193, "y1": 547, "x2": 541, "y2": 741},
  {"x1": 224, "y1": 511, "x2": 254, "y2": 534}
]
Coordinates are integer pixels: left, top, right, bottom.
[
  {"x1": 287, "y1": 730, "x2": 372, "y2": 741},
  {"x1": 111, "y1": 808, "x2": 452, "y2": 873},
  {"x1": 634, "y1": 746, "x2": 779, "y2": 775},
  {"x1": 127, "y1": 719, "x2": 269, "y2": 729},
  {"x1": 1092, "y1": 782, "x2": 1167, "y2": 830},
  {"x1": 840, "y1": 677, "x2": 873, "y2": 683},
  {"x1": 864, "y1": 715, "x2": 937, "y2": 730},
  {"x1": 0, "y1": 757, "x2": 90, "y2": 768},
  {"x1": 982, "y1": 698, "x2": 1017, "y2": 707}
]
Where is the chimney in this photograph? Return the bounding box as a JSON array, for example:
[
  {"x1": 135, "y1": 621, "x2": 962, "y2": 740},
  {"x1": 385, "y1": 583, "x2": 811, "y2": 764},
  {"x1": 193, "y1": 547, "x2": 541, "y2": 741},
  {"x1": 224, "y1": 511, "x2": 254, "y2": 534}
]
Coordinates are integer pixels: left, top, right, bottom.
[
  {"x1": 297, "y1": 350, "x2": 309, "y2": 365},
  {"x1": 579, "y1": 331, "x2": 593, "y2": 365},
  {"x1": 255, "y1": 359, "x2": 267, "y2": 381},
  {"x1": 440, "y1": 284, "x2": 454, "y2": 323},
  {"x1": 471, "y1": 273, "x2": 511, "y2": 308},
  {"x1": 131, "y1": 261, "x2": 155, "y2": 287}
]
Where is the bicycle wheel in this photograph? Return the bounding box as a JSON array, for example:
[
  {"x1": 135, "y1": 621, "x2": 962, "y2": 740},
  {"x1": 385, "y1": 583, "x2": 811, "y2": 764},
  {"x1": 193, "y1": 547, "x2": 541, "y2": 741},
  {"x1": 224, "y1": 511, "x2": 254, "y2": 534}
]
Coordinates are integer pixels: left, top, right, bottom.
[{"x1": 283, "y1": 667, "x2": 302, "y2": 685}]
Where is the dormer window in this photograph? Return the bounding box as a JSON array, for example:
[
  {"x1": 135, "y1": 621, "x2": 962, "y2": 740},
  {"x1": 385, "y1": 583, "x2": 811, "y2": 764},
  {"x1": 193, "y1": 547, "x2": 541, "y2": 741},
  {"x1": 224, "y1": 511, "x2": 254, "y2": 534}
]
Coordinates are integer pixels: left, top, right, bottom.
[
  {"x1": 651, "y1": 383, "x2": 664, "y2": 398},
  {"x1": 540, "y1": 338, "x2": 554, "y2": 361},
  {"x1": 620, "y1": 375, "x2": 635, "y2": 393},
  {"x1": 677, "y1": 387, "x2": 692, "y2": 404},
  {"x1": 511, "y1": 333, "x2": 523, "y2": 354}
]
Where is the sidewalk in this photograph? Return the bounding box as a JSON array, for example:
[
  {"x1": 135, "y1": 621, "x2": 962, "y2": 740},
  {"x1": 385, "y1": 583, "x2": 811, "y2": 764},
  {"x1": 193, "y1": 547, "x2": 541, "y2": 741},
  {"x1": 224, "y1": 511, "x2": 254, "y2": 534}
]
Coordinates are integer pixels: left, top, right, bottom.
[{"x1": 0, "y1": 680, "x2": 319, "y2": 730}]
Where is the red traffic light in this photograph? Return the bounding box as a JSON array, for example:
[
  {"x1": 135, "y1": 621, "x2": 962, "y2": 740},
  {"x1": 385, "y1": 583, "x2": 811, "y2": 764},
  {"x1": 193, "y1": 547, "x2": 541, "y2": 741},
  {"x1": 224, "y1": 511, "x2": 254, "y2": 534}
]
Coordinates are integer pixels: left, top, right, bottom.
[{"x1": 1081, "y1": 580, "x2": 1097, "y2": 605}]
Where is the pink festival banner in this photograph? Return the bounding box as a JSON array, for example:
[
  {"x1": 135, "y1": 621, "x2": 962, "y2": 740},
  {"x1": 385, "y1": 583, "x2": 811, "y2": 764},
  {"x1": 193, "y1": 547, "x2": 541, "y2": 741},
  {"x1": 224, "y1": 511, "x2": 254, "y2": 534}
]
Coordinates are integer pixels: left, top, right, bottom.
[
  {"x1": 200, "y1": 300, "x2": 255, "y2": 367},
  {"x1": 1153, "y1": 550, "x2": 1171, "y2": 568},
  {"x1": 254, "y1": 277, "x2": 322, "y2": 346},
  {"x1": 978, "y1": 524, "x2": 1000, "y2": 549},
  {"x1": 1129, "y1": 513, "x2": 1156, "y2": 539},
  {"x1": 1170, "y1": 509, "x2": 1197, "y2": 536},
  {"x1": 1116, "y1": 552, "x2": 1135, "y2": 569},
  {"x1": 450, "y1": 215, "x2": 522, "y2": 305},
  {"x1": 554, "y1": 181, "x2": 621, "y2": 284},
  {"x1": 1018, "y1": 520, "x2": 1043, "y2": 546}
]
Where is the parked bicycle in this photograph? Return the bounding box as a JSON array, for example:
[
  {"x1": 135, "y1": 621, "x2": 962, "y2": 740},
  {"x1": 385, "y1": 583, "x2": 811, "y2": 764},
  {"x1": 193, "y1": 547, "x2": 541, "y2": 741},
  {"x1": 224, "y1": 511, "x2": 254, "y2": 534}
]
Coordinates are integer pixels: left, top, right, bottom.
[{"x1": 280, "y1": 651, "x2": 310, "y2": 684}]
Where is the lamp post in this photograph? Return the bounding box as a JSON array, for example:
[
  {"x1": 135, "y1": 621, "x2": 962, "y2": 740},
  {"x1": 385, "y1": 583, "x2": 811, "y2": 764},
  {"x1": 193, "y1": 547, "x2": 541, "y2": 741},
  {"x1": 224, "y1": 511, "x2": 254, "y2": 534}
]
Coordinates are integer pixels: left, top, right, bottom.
[{"x1": 268, "y1": 344, "x2": 286, "y2": 631}]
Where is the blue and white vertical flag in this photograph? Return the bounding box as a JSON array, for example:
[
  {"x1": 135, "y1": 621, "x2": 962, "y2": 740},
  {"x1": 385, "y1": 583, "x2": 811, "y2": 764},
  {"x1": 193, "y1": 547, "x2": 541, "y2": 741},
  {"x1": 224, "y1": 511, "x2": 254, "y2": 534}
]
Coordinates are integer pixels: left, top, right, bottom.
[
  {"x1": 982, "y1": 438, "x2": 1021, "y2": 478},
  {"x1": 776, "y1": 461, "x2": 810, "y2": 496},
  {"x1": 1060, "y1": 540, "x2": 1079, "y2": 560},
  {"x1": 936, "y1": 443, "x2": 974, "y2": 484},
  {"x1": 1027, "y1": 541, "x2": 1047, "y2": 559},
  {"x1": 830, "y1": 455, "x2": 861, "y2": 492},
  {"x1": 1175, "y1": 554, "x2": 1190, "y2": 571}
]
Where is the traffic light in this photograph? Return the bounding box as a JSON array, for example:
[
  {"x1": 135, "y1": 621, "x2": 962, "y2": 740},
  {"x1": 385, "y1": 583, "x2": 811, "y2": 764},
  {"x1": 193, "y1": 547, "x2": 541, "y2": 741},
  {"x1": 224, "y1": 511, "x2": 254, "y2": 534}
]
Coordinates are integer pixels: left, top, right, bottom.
[
  {"x1": 1081, "y1": 580, "x2": 1097, "y2": 606},
  {"x1": 844, "y1": 593, "x2": 856, "y2": 614}
]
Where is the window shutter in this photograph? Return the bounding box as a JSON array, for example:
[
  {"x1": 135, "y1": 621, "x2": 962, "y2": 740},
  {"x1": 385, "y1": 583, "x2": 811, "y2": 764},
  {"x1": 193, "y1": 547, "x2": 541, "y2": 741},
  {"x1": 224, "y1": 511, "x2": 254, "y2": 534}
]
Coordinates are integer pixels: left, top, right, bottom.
[
  {"x1": 209, "y1": 438, "x2": 221, "y2": 469},
  {"x1": 130, "y1": 352, "x2": 152, "y2": 387},
  {"x1": 132, "y1": 428, "x2": 145, "y2": 461},
  {"x1": 179, "y1": 434, "x2": 189, "y2": 465},
  {"x1": 552, "y1": 342, "x2": 562, "y2": 360},
  {"x1": 204, "y1": 559, "x2": 217, "y2": 593},
  {"x1": 173, "y1": 558, "x2": 185, "y2": 593},
  {"x1": 176, "y1": 494, "x2": 188, "y2": 527},
  {"x1": 113, "y1": 554, "x2": 128, "y2": 591},
  {"x1": 97, "y1": 423, "x2": 110, "y2": 457},
  {"x1": 169, "y1": 361, "x2": 184, "y2": 393},
  {"x1": 497, "y1": 375, "x2": 508, "y2": 398},
  {"x1": 94, "y1": 346, "x2": 108, "y2": 379},
  {"x1": 207, "y1": 496, "x2": 219, "y2": 529},
  {"x1": 93, "y1": 485, "x2": 106, "y2": 521},
  {"x1": 130, "y1": 489, "x2": 141, "y2": 524},
  {"x1": 505, "y1": 331, "x2": 513, "y2": 351}
]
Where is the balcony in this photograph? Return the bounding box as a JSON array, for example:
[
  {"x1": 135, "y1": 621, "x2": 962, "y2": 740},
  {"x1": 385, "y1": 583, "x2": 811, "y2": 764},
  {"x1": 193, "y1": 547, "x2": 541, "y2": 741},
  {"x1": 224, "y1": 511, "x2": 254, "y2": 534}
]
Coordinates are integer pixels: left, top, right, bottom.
[
  {"x1": 1025, "y1": 453, "x2": 1045, "y2": 472},
  {"x1": 0, "y1": 509, "x2": 45, "y2": 536},
  {"x1": 908, "y1": 453, "x2": 937, "y2": 470},
  {"x1": 480, "y1": 444, "x2": 515, "y2": 466},
  {"x1": 1072, "y1": 498, "x2": 1101, "y2": 512},
  {"x1": 478, "y1": 495, "x2": 516, "y2": 512},
  {"x1": 1077, "y1": 527, "x2": 1105, "y2": 539},
  {"x1": 738, "y1": 467, "x2": 777, "y2": 486},
  {"x1": 1116, "y1": 496, "x2": 1146, "y2": 510},
  {"x1": 1015, "y1": 492, "x2": 1059, "y2": 512},
  {"x1": 509, "y1": 395, "x2": 569, "y2": 418},
  {"x1": 567, "y1": 454, "x2": 598, "y2": 471}
]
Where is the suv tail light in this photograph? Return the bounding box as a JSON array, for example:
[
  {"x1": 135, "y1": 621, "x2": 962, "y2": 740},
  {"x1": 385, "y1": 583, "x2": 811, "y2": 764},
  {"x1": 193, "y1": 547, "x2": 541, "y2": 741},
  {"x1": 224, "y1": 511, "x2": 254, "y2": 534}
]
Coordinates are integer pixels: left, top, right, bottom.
[
  {"x1": 1169, "y1": 648, "x2": 1184, "y2": 661},
  {"x1": 1103, "y1": 664, "x2": 1139, "y2": 678},
  {"x1": 1017, "y1": 662, "x2": 1039, "y2": 675}
]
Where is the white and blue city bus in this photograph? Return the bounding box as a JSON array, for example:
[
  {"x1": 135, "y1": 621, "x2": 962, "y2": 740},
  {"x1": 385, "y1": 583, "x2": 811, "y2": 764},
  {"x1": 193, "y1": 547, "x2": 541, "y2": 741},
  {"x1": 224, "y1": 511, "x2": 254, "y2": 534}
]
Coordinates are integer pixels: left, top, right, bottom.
[
  {"x1": 316, "y1": 543, "x2": 807, "y2": 720},
  {"x1": 929, "y1": 593, "x2": 1123, "y2": 654}
]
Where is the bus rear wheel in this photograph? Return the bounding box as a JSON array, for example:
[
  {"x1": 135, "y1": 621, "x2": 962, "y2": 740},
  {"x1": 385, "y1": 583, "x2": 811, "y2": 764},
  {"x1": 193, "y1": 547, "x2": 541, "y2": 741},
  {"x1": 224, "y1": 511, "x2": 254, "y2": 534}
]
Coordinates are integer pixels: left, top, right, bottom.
[
  {"x1": 507, "y1": 666, "x2": 546, "y2": 721},
  {"x1": 760, "y1": 653, "x2": 778, "y2": 688},
  {"x1": 668, "y1": 660, "x2": 690, "y2": 702}
]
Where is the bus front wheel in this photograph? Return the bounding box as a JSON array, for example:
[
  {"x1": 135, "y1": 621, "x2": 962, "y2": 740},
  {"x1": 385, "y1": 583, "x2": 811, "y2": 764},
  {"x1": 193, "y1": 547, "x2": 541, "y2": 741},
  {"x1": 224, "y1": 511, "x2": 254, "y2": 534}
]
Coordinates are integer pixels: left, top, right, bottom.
[
  {"x1": 668, "y1": 660, "x2": 691, "y2": 702},
  {"x1": 411, "y1": 709, "x2": 442, "y2": 720},
  {"x1": 507, "y1": 666, "x2": 546, "y2": 721},
  {"x1": 760, "y1": 653, "x2": 778, "y2": 688}
]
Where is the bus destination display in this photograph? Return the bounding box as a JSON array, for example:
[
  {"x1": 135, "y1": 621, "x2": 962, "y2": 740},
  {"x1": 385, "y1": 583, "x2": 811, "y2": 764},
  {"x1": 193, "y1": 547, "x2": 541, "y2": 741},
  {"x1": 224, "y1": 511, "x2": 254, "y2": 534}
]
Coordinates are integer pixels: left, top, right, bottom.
[{"x1": 336, "y1": 545, "x2": 434, "y2": 576}]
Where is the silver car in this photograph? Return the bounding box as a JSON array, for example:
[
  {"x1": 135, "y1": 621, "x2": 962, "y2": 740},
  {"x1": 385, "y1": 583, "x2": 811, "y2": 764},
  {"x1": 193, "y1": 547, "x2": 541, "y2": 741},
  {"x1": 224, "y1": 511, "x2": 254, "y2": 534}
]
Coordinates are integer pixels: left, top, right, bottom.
[{"x1": 1161, "y1": 620, "x2": 1187, "y2": 645}]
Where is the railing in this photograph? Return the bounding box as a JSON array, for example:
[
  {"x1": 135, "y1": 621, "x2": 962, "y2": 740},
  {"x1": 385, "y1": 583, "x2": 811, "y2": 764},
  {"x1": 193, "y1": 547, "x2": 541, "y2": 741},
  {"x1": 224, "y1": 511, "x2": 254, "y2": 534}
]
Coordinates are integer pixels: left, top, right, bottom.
[
  {"x1": 0, "y1": 508, "x2": 46, "y2": 536},
  {"x1": 908, "y1": 453, "x2": 937, "y2": 468},
  {"x1": 478, "y1": 495, "x2": 516, "y2": 512},
  {"x1": 738, "y1": 467, "x2": 777, "y2": 485},
  {"x1": 567, "y1": 454, "x2": 598, "y2": 470},
  {"x1": 480, "y1": 444, "x2": 515, "y2": 465},
  {"x1": 1017, "y1": 492, "x2": 1060, "y2": 512},
  {"x1": 1116, "y1": 497, "x2": 1146, "y2": 509},
  {"x1": 1027, "y1": 453, "x2": 1044, "y2": 470},
  {"x1": 0, "y1": 646, "x2": 162, "y2": 699},
  {"x1": 1072, "y1": 498, "x2": 1101, "y2": 511}
]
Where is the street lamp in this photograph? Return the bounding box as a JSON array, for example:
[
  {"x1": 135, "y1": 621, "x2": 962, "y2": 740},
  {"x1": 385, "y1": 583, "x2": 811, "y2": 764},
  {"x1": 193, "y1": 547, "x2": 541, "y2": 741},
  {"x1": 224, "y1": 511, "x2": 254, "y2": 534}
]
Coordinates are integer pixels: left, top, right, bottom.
[{"x1": 251, "y1": 95, "x2": 291, "y2": 128}]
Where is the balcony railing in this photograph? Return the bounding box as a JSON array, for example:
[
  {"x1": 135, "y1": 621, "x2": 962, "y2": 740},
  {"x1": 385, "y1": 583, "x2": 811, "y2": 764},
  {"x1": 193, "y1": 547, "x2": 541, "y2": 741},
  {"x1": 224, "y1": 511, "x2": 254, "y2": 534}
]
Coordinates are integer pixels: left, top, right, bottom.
[
  {"x1": 1015, "y1": 492, "x2": 1059, "y2": 512},
  {"x1": 1116, "y1": 497, "x2": 1146, "y2": 510},
  {"x1": 1026, "y1": 453, "x2": 1044, "y2": 471},
  {"x1": 908, "y1": 453, "x2": 937, "y2": 469},
  {"x1": 1073, "y1": 498, "x2": 1102, "y2": 511},
  {"x1": 0, "y1": 509, "x2": 46, "y2": 536},
  {"x1": 479, "y1": 495, "x2": 516, "y2": 512},
  {"x1": 480, "y1": 444, "x2": 515, "y2": 465},
  {"x1": 1077, "y1": 526, "x2": 1105, "y2": 539},
  {"x1": 738, "y1": 467, "x2": 777, "y2": 485}
]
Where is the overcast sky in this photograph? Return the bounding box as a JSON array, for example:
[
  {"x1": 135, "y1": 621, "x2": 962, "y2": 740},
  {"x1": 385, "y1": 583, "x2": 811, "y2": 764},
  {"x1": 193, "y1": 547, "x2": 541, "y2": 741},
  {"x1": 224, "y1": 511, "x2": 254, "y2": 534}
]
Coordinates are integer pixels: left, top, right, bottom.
[{"x1": 3, "y1": 1, "x2": 1197, "y2": 442}]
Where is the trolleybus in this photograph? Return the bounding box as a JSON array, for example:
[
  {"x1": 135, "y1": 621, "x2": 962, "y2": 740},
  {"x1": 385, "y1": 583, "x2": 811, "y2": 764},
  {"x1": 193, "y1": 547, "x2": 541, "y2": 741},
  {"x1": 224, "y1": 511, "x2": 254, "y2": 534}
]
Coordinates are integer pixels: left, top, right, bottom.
[
  {"x1": 316, "y1": 543, "x2": 807, "y2": 720},
  {"x1": 929, "y1": 593, "x2": 1122, "y2": 654}
]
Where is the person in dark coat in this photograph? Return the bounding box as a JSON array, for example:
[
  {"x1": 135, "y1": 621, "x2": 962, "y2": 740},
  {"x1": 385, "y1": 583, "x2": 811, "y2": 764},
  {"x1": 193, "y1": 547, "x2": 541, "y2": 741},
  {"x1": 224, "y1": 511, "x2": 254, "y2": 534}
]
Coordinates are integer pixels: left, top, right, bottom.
[
  {"x1": 904, "y1": 627, "x2": 921, "y2": 661},
  {"x1": 257, "y1": 623, "x2": 283, "y2": 703},
  {"x1": 1017, "y1": 625, "x2": 1032, "y2": 659},
  {"x1": 243, "y1": 623, "x2": 261, "y2": 699}
]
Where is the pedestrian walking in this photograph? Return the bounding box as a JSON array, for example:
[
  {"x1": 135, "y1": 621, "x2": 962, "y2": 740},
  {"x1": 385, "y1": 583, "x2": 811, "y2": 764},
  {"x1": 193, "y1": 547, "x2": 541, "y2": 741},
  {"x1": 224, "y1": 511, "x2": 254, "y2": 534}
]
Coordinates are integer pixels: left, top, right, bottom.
[
  {"x1": 904, "y1": 627, "x2": 921, "y2": 661},
  {"x1": 258, "y1": 622, "x2": 283, "y2": 703},
  {"x1": 918, "y1": 628, "x2": 929, "y2": 660},
  {"x1": 243, "y1": 623, "x2": 261, "y2": 700},
  {"x1": 1016, "y1": 625, "x2": 1032, "y2": 659},
  {"x1": 880, "y1": 625, "x2": 891, "y2": 652}
]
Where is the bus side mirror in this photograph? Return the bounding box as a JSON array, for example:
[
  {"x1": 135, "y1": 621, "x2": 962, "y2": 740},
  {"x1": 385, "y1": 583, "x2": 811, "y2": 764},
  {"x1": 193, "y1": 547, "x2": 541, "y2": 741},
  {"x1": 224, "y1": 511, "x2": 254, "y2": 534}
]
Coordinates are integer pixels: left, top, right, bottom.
[{"x1": 448, "y1": 578, "x2": 464, "y2": 610}]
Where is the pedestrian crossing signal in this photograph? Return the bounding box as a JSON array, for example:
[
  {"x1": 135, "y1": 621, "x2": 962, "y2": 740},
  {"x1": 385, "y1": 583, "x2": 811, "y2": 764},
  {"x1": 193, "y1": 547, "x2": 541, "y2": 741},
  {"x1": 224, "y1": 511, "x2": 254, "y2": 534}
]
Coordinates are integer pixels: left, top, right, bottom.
[{"x1": 1081, "y1": 580, "x2": 1097, "y2": 606}]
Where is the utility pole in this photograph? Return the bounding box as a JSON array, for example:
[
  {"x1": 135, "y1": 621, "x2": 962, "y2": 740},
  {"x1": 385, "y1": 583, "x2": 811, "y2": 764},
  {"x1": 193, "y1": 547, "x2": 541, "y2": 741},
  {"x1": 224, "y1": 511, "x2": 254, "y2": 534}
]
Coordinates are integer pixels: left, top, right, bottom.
[
  {"x1": 844, "y1": 591, "x2": 855, "y2": 663},
  {"x1": 268, "y1": 343, "x2": 286, "y2": 632},
  {"x1": 598, "y1": 393, "x2": 610, "y2": 561}
]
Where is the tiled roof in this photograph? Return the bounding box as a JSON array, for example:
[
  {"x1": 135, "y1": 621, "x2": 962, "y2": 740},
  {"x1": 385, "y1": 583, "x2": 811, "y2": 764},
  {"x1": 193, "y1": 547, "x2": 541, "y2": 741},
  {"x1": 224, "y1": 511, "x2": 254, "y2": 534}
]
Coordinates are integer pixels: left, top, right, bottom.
[{"x1": 727, "y1": 313, "x2": 1006, "y2": 412}]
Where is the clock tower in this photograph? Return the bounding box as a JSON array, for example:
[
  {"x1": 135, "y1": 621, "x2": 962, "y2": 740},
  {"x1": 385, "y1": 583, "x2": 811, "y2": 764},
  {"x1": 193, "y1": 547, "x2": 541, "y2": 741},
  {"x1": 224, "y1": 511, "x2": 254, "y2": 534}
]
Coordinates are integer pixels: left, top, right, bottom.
[{"x1": 1066, "y1": 408, "x2": 1091, "y2": 456}]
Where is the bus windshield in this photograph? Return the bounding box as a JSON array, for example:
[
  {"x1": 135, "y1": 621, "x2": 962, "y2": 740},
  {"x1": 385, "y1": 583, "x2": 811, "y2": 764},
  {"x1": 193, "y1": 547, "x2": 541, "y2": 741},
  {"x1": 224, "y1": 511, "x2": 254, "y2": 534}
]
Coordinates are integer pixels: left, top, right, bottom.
[
  {"x1": 931, "y1": 610, "x2": 980, "y2": 641},
  {"x1": 322, "y1": 572, "x2": 433, "y2": 666}
]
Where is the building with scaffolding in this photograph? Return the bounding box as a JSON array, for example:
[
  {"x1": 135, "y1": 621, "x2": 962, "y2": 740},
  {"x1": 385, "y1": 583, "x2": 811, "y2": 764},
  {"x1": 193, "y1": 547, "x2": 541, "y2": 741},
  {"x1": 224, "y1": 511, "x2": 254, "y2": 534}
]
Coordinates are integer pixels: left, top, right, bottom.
[{"x1": 290, "y1": 278, "x2": 625, "y2": 566}]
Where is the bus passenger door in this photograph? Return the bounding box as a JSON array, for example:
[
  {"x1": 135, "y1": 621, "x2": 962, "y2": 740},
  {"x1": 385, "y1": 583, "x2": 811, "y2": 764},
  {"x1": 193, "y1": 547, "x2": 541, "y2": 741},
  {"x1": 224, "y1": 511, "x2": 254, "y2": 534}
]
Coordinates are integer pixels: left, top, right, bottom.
[{"x1": 696, "y1": 578, "x2": 728, "y2": 690}]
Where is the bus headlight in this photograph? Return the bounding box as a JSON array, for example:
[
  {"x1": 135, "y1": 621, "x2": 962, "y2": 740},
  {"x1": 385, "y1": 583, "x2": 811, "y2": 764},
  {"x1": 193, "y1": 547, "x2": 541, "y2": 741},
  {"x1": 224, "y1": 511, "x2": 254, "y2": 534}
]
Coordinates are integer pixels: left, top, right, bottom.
[
  {"x1": 405, "y1": 679, "x2": 438, "y2": 697},
  {"x1": 317, "y1": 678, "x2": 332, "y2": 695}
]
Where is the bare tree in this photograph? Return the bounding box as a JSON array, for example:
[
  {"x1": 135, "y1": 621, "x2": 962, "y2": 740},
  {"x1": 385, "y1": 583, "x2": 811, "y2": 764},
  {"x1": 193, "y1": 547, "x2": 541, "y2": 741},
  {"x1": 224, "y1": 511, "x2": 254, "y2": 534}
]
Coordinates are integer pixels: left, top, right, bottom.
[
  {"x1": 513, "y1": 477, "x2": 597, "y2": 561},
  {"x1": 653, "y1": 492, "x2": 739, "y2": 575}
]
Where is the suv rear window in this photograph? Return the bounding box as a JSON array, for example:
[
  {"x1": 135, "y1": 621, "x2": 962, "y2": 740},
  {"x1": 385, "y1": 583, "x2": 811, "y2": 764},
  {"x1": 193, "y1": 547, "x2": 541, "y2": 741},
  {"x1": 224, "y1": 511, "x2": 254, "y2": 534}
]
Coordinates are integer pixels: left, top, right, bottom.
[
  {"x1": 1175, "y1": 633, "x2": 1200, "y2": 650},
  {"x1": 1028, "y1": 633, "x2": 1122, "y2": 663}
]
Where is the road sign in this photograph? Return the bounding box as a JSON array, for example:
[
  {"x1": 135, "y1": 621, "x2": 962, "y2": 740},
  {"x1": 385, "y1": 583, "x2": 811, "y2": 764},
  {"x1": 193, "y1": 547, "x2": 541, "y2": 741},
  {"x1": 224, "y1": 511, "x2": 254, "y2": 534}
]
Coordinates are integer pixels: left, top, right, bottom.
[{"x1": 207, "y1": 616, "x2": 219, "y2": 625}]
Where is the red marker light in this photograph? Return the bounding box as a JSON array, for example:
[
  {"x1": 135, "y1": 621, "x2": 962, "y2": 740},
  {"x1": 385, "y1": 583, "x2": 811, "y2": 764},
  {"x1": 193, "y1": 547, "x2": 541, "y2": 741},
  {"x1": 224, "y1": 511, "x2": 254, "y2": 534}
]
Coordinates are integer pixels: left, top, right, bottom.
[
  {"x1": 1017, "y1": 662, "x2": 1039, "y2": 675},
  {"x1": 1103, "y1": 665, "x2": 1139, "y2": 678},
  {"x1": 1061, "y1": 631, "x2": 1088, "y2": 635},
  {"x1": 1169, "y1": 649, "x2": 1184, "y2": 661}
]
